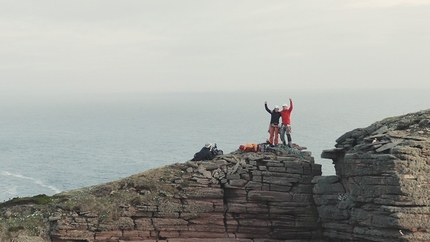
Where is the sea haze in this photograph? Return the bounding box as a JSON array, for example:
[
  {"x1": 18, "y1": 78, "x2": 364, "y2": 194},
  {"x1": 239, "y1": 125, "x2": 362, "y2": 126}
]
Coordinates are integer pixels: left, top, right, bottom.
[{"x1": 1, "y1": 89, "x2": 429, "y2": 201}]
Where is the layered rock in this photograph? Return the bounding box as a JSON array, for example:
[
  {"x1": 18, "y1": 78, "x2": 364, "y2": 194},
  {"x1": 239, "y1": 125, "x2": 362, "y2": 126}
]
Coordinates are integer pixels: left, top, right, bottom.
[
  {"x1": 1, "y1": 146, "x2": 324, "y2": 242},
  {"x1": 3, "y1": 109, "x2": 430, "y2": 242},
  {"x1": 319, "y1": 109, "x2": 430, "y2": 242}
]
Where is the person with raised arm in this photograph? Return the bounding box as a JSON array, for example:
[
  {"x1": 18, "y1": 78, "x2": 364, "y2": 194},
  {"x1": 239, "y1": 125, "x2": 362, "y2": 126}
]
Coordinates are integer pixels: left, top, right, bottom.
[
  {"x1": 280, "y1": 98, "x2": 293, "y2": 147},
  {"x1": 264, "y1": 101, "x2": 281, "y2": 147}
]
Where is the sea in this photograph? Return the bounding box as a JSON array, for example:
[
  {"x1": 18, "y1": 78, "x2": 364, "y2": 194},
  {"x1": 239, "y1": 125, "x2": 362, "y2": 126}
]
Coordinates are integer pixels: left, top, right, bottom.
[{"x1": 1, "y1": 89, "x2": 429, "y2": 202}]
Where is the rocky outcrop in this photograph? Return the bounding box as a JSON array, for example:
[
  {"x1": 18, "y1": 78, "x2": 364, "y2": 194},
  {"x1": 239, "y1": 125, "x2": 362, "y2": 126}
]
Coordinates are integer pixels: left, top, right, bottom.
[
  {"x1": 2, "y1": 109, "x2": 430, "y2": 242},
  {"x1": 1, "y1": 146, "x2": 324, "y2": 242},
  {"x1": 319, "y1": 109, "x2": 430, "y2": 242}
]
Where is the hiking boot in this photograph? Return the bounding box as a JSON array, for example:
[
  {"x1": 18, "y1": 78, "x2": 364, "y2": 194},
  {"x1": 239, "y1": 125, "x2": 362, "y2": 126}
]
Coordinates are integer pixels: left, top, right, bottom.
[
  {"x1": 288, "y1": 142, "x2": 292, "y2": 148},
  {"x1": 282, "y1": 141, "x2": 286, "y2": 146}
]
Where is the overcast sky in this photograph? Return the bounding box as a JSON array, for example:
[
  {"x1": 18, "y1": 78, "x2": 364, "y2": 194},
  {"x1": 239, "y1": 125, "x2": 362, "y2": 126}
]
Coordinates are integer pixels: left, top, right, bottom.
[{"x1": 1, "y1": 0, "x2": 430, "y2": 95}]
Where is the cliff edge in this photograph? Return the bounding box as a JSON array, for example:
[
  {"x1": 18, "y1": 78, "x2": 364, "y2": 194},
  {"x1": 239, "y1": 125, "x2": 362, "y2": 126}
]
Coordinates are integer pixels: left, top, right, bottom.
[
  {"x1": 0, "y1": 145, "x2": 322, "y2": 242},
  {"x1": 319, "y1": 108, "x2": 430, "y2": 242},
  {"x1": 2, "y1": 109, "x2": 430, "y2": 242}
]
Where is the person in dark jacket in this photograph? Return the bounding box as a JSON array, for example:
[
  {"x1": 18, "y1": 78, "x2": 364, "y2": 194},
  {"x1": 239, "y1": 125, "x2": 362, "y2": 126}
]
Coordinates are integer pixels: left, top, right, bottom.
[
  {"x1": 265, "y1": 101, "x2": 282, "y2": 146},
  {"x1": 191, "y1": 143, "x2": 214, "y2": 161}
]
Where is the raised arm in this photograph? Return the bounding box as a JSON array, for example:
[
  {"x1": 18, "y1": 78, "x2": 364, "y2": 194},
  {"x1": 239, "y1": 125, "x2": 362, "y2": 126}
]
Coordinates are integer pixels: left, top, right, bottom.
[
  {"x1": 289, "y1": 98, "x2": 293, "y2": 111},
  {"x1": 264, "y1": 101, "x2": 272, "y2": 113}
]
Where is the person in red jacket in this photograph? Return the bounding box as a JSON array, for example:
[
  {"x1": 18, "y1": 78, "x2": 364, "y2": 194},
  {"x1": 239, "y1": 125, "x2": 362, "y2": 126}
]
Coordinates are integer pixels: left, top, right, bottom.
[{"x1": 280, "y1": 98, "x2": 293, "y2": 147}]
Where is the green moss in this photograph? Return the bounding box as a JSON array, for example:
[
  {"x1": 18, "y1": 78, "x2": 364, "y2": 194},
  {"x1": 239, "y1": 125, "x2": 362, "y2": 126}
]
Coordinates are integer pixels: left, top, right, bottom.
[
  {"x1": 0, "y1": 194, "x2": 59, "y2": 209},
  {"x1": 7, "y1": 226, "x2": 24, "y2": 232},
  {"x1": 181, "y1": 180, "x2": 190, "y2": 187}
]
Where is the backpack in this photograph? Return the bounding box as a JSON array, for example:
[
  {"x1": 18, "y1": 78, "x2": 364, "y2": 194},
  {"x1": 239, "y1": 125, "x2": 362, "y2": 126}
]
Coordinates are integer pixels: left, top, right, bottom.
[{"x1": 239, "y1": 143, "x2": 259, "y2": 152}]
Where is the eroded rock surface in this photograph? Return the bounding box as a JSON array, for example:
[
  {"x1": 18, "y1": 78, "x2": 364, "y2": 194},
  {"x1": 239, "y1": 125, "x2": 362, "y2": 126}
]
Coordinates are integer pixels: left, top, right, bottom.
[
  {"x1": 320, "y1": 109, "x2": 430, "y2": 242},
  {"x1": 1, "y1": 146, "x2": 323, "y2": 242},
  {"x1": 3, "y1": 109, "x2": 430, "y2": 242}
]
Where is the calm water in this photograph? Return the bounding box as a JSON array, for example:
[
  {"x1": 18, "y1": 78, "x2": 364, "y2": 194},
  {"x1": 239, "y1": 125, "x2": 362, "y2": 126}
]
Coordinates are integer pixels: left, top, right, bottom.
[{"x1": 1, "y1": 89, "x2": 429, "y2": 201}]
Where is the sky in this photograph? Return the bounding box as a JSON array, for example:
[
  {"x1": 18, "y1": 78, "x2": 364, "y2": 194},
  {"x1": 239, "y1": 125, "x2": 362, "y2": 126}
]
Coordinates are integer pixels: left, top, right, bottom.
[{"x1": 1, "y1": 0, "x2": 430, "y2": 95}]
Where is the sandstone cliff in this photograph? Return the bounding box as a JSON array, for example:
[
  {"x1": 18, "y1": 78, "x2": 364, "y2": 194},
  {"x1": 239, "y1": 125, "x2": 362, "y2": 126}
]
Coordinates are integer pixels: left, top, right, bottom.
[
  {"x1": 0, "y1": 146, "x2": 323, "y2": 242},
  {"x1": 319, "y1": 109, "x2": 430, "y2": 242},
  {"x1": 1, "y1": 109, "x2": 430, "y2": 242}
]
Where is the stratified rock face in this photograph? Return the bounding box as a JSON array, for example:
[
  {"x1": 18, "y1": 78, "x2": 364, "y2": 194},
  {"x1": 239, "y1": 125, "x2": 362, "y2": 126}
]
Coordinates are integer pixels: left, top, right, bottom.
[
  {"x1": 5, "y1": 110, "x2": 430, "y2": 242},
  {"x1": 319, "y1": 109, "x2": 430, "y2": 242},
  {"x1": 46, "y1": 148, "x2": 324, "y2": 241}
]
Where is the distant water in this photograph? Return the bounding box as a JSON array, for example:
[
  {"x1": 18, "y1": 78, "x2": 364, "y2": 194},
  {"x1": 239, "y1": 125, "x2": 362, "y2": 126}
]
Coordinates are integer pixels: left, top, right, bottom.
[{"x1": 1, "y1": 89, "x2": 429, "y2": 202}]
